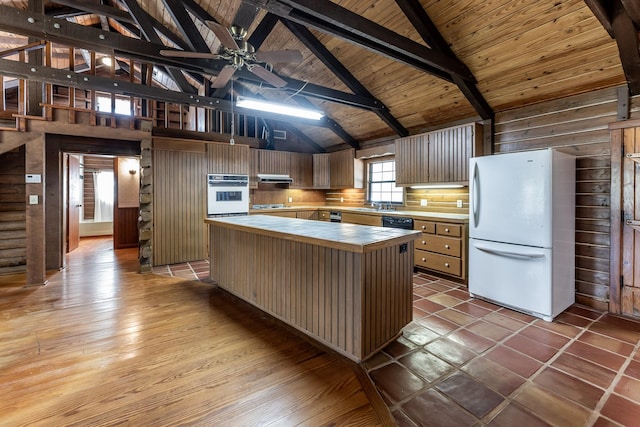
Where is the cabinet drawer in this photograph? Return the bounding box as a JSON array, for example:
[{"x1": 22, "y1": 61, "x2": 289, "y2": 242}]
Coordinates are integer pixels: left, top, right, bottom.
[
  {"x1": 318, "y1": 210, "x2": 331, "y2": 221},
  {"x1": 415, "y1": 250, "x2": 462, "y2": 276},
  {"x1": 414, "y1": 220, "x2": 436, "y2": 233},
  {"x1": 416, "y1": 235, "x2": 461, "y2": 257},
  {"x1": 436, "y1": 223, "x2": 461, "y2": 237}
]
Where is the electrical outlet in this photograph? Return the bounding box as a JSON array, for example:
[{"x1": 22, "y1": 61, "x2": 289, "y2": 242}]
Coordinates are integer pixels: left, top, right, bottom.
[
  {"x1": 288, "y1": 197, "x2": 293, "y2": 203},
  {"x1": 420, "y1": 199, "x2": 427, "y2": 207},
  {"x1": 29, "y1": 195, "x2": 38, "y2": 205},
  {"x1": 456, "y1": 200, "x2": 463, "y2": 208},
  {"x1": 340, "y1": 197, "x2": 344, "y2": 203}
]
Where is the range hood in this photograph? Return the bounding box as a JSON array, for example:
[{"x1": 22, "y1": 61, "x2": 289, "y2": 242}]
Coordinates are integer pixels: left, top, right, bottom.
[{"x1": 257, "y1": 174, "x2": 293, "y2": 185}]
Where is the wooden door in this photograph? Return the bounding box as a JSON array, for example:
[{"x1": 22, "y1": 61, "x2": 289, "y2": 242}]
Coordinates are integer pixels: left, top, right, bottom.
[
  {"x1": 67, "y1": 154, "x2": 81, "y2": 252},
  {"x1": 611, "y1": 120, "x2": 640, "y2": 318}
]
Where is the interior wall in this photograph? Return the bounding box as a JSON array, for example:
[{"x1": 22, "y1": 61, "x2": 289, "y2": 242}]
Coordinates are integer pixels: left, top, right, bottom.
[
  {"x1": 0, "y1": 147, "x2": 26, "y2": 275},
  {"x1": 493, "y1": 86, "x2": 639, "y2": 310}
]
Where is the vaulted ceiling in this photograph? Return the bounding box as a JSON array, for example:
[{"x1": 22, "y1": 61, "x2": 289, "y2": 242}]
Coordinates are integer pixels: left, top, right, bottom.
[{"x1": 0, "y1": 0, "x2": 636, "y2": 152}]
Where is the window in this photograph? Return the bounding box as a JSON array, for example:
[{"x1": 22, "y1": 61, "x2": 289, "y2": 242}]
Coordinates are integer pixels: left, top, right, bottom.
[
  {"x1": 368, "y1": 160, "x2": 403, "y2": 204},
  {"x1": 96, "y1": 94, "x2": 132, "y2": 115}
]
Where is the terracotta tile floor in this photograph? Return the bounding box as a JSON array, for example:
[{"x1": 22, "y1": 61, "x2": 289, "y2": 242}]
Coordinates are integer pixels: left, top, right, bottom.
[
  {"x1": 366, "y1": 272, "x2": 640, "y2": 427},
  {"x1": 154, "y1": 263, "x2": 640, "y2": 426},
  {"x1": 151, "y1": 259, "x2": 211, "y2": 281}
]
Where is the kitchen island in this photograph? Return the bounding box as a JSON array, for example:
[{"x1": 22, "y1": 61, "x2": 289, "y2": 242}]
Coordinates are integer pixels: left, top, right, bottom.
[{"x1": 205, "y1": 215, "x2": 421, "y2": 362}]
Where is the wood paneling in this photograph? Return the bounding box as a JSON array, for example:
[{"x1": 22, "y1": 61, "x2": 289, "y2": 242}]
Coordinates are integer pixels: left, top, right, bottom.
[
  {"x1": 81, "y1": 155, "x2": 113, "y2": 220},
  {"x1": 494, "y1": 87, "x2": 619, "y2": 309},
  {"x1": 289, "y1": 152, "x2": 313, "y2": 188},
  {"x1": 0, "y1": 147, "x2": 26, "y2": 274},
  {"x1": 258, "y1": 149, "x2": 290, "y2": 174},
  {"x1": 153, "y1": 142, "x2": 207, "y2": 265},
  {"x1": 313, "y1": 153, "x2": 330, "y2": 189},
  {"x1": 330, "y1": 149, "x2": 364, "y2": 189},
  {"x1": 395, "y1": 134, "x2": 429, "y2": 185},
  {"x1": 210, "y1": 224, "x2": 414, "y2": 362},
  {"x1": 206, "y1": 141, "x2": 249, "y2": 174}
]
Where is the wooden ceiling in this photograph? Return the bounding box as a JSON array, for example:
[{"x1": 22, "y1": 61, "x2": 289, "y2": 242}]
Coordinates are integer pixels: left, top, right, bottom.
[{"x1": 0, "y1": 0, "x2": 635, "y2": 152}]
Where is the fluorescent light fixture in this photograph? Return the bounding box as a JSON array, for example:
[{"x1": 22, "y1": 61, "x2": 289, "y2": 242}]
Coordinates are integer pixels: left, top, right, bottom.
[
  {"x1": 236, "y1": 96, "x2": 324, "y2": 120},
  {"x1": 410, "y1": 184, "x2": 466, "y2": 189}
]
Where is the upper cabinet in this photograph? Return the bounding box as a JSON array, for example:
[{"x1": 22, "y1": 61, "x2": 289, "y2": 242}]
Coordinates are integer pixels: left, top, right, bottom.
[
  {"x1": 395, "y1": 123, "x2": 483, "y2": 186},
  {"x1": 313, "y1": 153, "x2": 330, "y2": 189},
  {"x1": 258, "y1": 149, "x2": 290, "y2": 175},
  {"x1": 289, "y1": 152, "x2": 313, "y2": 189},
  {"x1": 329, "y1": 149, "x2": 364, "y2": 189},
  {"x1": 206, "y1": 141, "x2": 249, "y2": 175}
]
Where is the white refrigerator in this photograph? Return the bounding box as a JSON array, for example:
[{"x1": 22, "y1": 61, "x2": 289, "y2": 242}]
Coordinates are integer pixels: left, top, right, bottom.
[{"x1": 468, "y1": 148, "x2": 575, "y2": 321}]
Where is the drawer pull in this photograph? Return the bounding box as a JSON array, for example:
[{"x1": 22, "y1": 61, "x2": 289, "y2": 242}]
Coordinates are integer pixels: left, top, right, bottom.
[
  {"x1": 421, "y1": 240, "x2": 426, "y2": 245},
  {"x1": 445, "y1": 228, "x2": 450, "y2": 233},
  {"x1": 444, "y1": 262, "x2": 450, "y2": 267},
  {"x1": 421, "y1": 257, "x2": 426, "y2": 262},
  {"x1": 421, "y1": 225, "x2": 426, "y2": 230},
  {"x1": 445, "y1": 244, "x2": 450, "y2": 249}
]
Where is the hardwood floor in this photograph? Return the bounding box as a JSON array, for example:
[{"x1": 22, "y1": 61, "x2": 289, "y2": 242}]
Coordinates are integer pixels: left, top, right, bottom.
[{"x1": 0, "y1": 237, "x2": 391, "y2": 426}]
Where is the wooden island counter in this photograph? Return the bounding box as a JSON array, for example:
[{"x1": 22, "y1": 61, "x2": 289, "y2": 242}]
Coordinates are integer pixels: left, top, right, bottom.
[{"x1": 205, "y1": 215, "x2": 421, "y2": 362}]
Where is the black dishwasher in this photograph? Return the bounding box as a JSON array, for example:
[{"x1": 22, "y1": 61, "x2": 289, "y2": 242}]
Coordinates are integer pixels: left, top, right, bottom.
[{"x1": 382, "y1": 216, "x2": 414, "y2": 230}]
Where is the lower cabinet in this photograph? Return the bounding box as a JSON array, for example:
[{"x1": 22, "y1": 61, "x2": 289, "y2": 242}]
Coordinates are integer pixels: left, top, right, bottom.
[
  {"x1": 318, "y1": 210, "x2": 331, "y2": 221},
  {"x1": 341, "y1": 212, "x2": 382, "y2": 226},
  {"x1": 296, "y1": 210, "x2": 318, "y2": 220},
  {"x1": 414, "y1": 219, "x2": 467, "y2": 282}
]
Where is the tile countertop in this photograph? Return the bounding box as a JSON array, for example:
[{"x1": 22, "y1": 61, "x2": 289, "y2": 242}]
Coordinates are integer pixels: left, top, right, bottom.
[
  {"x1": 205, "y1": 215, "x2": 422, "y2": 253},
  {"x1": 249, "y1": 206, "x2": 469, "y2": 223}
]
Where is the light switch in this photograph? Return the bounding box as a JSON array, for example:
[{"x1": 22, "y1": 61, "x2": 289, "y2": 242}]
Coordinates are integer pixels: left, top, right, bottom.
[
  {"x1": 29, "y1": 195, "x2": 38, "y2": 205},
  {"x1": 420, "y1": 199, "x2": 427, "y2": 207},
  {"x1": 25, "y1": 174, "x2": 42, "y2": 183}
]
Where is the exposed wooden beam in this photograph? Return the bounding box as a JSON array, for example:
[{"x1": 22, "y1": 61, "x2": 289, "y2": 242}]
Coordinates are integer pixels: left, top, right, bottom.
[
  {"x1": 160, "y1": 0, "x2": 210, "y2": 53},
  {"x1": 282, "y1": 18, "x2": 408, "y2": 137},
  {"x1": 395, "y1": 0, "x2": 493, "y2": 120},
  {"x1": 121, "y1": 0, "x2": 195, "y2": 93},
  {"x1": 51, "y1": 0, "x2": 136, "y2": 25},
  {"x1": 620, "y1": 0, "x2": 640, "y2": 27},
  {"x1": 584, "y1": 0, "x2": 615, "y2": 37},
  {"x1": 0, "y1": 57, "x2": 345, "y2": 130},
  {"x1": 244, "y1": 0, "x2": 473, "y2": 82},
  {"x1": 611, "y1": 0, "x2": 640, "y2": 95}
]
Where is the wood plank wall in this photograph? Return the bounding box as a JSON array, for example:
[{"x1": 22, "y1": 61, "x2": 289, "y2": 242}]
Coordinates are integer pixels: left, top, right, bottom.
[
  {"x1": 494, "y1": 87, "x2": 640, "y2": 310},
  {"x1": 152, "y1": 139, "x2": 207, "y2": 265},
  {"x1": 0, "y1": 147, "x2": 26, "y2": 275}
]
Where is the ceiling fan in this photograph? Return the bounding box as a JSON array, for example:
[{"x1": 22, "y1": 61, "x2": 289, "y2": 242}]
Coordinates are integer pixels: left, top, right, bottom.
[{"x1": 160, "y1": 21, "x2": 303, "y2": 89}]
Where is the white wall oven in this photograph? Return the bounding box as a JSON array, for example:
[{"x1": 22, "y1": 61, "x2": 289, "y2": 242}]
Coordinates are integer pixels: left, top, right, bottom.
[{"x1": 207, "y1": 174, "x2": 249, "y2": 216}]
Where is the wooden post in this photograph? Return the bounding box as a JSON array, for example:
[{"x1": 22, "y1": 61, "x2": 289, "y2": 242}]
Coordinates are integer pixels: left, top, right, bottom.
[{"x1": 25, "y1": 132, "x2": 47, "y2": 286}]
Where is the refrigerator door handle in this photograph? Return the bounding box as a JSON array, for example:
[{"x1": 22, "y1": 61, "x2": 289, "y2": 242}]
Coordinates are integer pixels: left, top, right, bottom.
[
  {"x1": 473, "y1": 242, "x2": 546, "y2": 260},
  {"x1": 472, "y1": 161, "x2": 479, "y2": 228}
]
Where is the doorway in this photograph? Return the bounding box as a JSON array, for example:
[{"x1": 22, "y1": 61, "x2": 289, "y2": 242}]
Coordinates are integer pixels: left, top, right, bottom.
[
  {"x1": 610, "y1": 120, "x2": 640, "y2": 319},
  {"x1": 65, "y1": 153, "x2": 139, "y2": 254}
]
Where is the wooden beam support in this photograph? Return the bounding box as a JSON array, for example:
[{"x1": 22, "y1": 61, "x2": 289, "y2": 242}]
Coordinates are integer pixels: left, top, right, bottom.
[
  {"x1": 282, "y1": 18, "x2": 408, "y2": 137},
  {"x1": 25, "y1": 131, "x2": 47, "y2": 287},
  {"x1": 244, "y1": 0, "x2": 474, "y2": 81},
  {"x1": 611, "y1": 0, "x2": 640, "y2": 95},
  {"x1": 584, "y1": 0, "x2": 615, "y2": 37},
  {"x1": 160, "y1": 0, "x2": 210, "y2": 53}
]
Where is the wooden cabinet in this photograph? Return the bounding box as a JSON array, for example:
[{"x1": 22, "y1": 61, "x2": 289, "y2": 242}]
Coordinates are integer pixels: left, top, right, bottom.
[
  {"x1": 289, "y1": 152, "x2": 313, "y2": 189},
  {"x1": 313, "y1": 153, "x2": 330, "y2": 189},
  {"x1": 341, "y1": 212, "x2": 381, "y2": 226},
  {"x1": 296, "y1": 210, "x2": 318, "y2": 220},
  {"x1": 318, "y1": 210, "x2": 331, "y2": 221},
  {"x1": 395, "y1": 123, "x2": 482, "y2": 186},
  {"x1": 258, "y1": 149, "x2": 290, "y2": 175},
  {"x1": 330, "y1": 149, "x2": 364, "y2": 189},
  {"x1": 258, "y1": 211, "x2": 297, "y2": 218},
  {"x1": 206, "y1": 142, "x2": 249, "y2": 174},
  {"x1": 414, "y1": 219, "x2": 467, "y2": 282},
  {"x1": 249, "y1": 149, "x2": 259, "y2": 189}
]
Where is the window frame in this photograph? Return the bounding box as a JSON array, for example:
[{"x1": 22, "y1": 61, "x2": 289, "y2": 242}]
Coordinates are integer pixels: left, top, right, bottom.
[{"x1": 365, "y1": 157, "x2": 404, "y2": 205}]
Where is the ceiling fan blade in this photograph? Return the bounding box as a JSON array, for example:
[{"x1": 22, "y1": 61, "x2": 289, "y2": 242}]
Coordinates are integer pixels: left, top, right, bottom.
[
  {"x1": 212, "y1": 66, "x2": 237, "y2": 89},
  {"x1": 255, "y1": 50, "x2": 303, "y2": 64},
  {"x1": 249, "y1": 65, "x2": 287, "y2": 88},
  {"x1": 160, "y1": 49, "x2": 219, "y2": 59},
  {"x1": 206, "y1": 20, "x2": 240, "y2": 50}
]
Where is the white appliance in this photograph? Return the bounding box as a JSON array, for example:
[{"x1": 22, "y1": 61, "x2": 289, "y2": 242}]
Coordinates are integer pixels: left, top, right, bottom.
[
  {"x1": 468, "y1": 148, "x2": 575, "y2": 321},
  {"x1": 207, "y1": 174, "x2": 249, "y2": 216}
]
